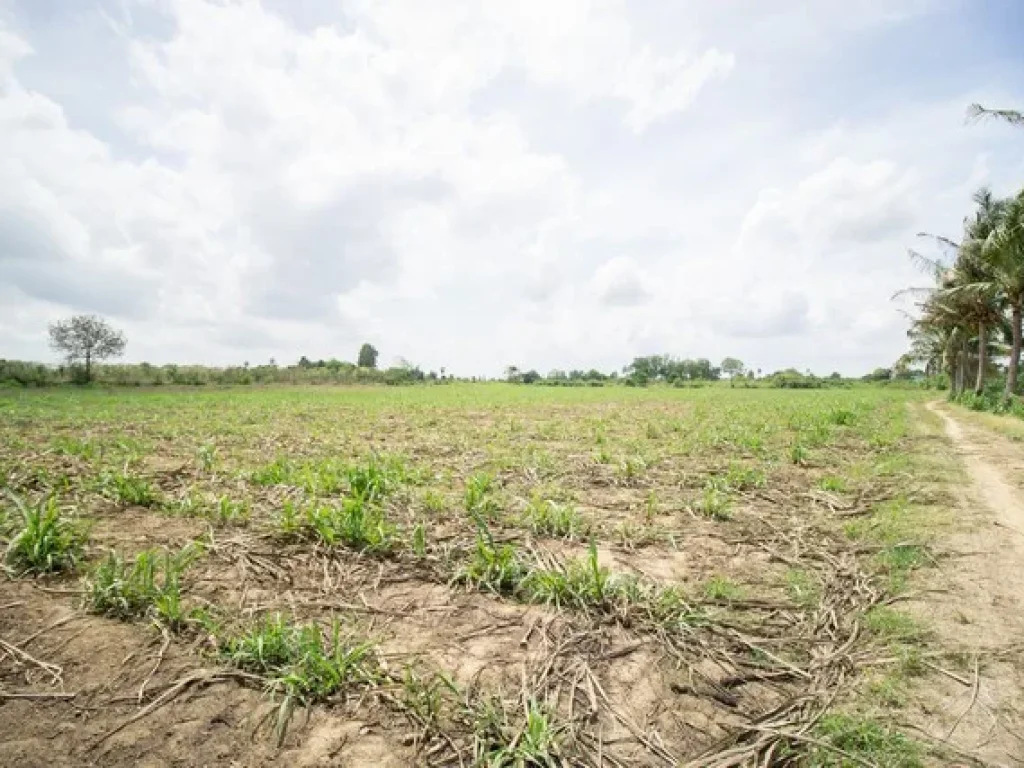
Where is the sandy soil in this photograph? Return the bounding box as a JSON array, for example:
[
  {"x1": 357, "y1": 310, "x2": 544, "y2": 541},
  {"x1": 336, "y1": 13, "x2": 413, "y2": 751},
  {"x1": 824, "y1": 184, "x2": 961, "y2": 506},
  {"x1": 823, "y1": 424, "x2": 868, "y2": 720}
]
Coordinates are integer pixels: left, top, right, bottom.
[{"x1": 908, "y1": 403, "x2": 1024, "y2": 766}]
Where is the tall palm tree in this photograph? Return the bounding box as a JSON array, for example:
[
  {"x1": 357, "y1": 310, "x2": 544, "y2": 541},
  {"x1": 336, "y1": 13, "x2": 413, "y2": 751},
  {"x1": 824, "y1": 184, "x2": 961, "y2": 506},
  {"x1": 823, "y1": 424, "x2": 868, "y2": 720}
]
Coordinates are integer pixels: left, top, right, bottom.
[
  {"x1": 983, "y1": 191, "x2": 1024, "y2": 396},
  {"x1": 951, "y1": 189, "x2": 1007, "y2": 393},
  {"x1": 968, "y1": 104, "x2": 1024, "y2": 128}
]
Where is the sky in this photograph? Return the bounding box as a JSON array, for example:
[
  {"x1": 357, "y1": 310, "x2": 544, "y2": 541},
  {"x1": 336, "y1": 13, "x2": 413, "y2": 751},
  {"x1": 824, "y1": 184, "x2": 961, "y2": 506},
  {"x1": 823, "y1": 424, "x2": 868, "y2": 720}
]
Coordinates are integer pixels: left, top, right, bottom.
[{"x1": 1, "y1": 0, "x2": 1022, "y2": 377}]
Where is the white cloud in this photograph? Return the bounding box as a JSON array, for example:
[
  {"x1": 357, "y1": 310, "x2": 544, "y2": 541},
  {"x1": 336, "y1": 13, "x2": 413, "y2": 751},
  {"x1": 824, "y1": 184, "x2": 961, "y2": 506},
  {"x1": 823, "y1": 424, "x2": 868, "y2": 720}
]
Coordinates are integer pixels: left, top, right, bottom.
[
  {"x1": 0, "y1": 0, "x2": 1020, "y2": 374},
  {"x1": 591, "y1": 257, "x2": 651, "y2": 307}
]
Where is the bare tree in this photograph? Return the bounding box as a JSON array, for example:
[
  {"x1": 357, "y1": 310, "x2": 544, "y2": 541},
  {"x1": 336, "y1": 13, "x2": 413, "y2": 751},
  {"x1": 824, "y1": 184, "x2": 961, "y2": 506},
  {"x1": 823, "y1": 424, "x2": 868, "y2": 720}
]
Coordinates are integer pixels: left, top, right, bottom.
[{"x1": 49, "y1": 315, "x2": 126, "y2": 382}]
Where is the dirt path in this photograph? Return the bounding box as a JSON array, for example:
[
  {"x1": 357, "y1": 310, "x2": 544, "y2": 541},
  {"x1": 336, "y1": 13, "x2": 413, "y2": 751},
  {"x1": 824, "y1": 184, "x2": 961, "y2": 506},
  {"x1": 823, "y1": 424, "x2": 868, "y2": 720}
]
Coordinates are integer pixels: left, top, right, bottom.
[{"x1": 912, "y1": 402, "x2": 1024, "y2": 765}]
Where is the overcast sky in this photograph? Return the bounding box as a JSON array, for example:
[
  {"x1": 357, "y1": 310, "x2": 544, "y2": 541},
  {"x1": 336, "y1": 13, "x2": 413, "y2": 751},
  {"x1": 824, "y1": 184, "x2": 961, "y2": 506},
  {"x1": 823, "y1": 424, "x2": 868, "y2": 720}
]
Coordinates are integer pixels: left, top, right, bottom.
[{"x1": 1, "y1": 0, "x2": 1022, "y2": 376}]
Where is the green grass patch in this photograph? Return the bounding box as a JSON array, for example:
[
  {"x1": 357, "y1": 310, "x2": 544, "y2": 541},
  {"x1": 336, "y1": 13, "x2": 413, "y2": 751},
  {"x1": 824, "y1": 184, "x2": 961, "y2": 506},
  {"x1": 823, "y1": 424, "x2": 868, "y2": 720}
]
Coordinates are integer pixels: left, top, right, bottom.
[
  {"x1": 83, "y1": 544, "x2": 200, "y2": 629},
  {"x1": 3, "y1": 494, "x2": 86, "y2": 575}
]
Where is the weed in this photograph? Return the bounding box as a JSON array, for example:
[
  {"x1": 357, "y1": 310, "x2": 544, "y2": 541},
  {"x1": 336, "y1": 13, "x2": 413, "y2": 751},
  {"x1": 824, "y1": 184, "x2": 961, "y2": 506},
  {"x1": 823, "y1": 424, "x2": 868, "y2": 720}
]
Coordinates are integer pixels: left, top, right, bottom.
[
  {"x1": 411, "y1": 521, "x2": 427, "y2": 557},
  {"x1": 818, "y1": 475, "x2": 848, "y2": 493},
  {"x1": 864, "y1": 607, "x2": 925, "y2": 643},
  {"x1": 251, "y1": 457, "x2": 292, "y2": 486},
  {"x1": 703, "y1": 575, "x2": 743, "y2": 602},
  {"x1": 643, "y1": 490, "x2": 658, "y2": 523},
  {"x1": 213, "y1": 495, "x2": 250, "y2": 524},
  {"x1": 804, "y1": 713, "x2": 922, "y2": 767},
  {"x1": 470, "y1": 696, "x2": 568, "y2": 767},
  {"x1": 827, "y1": 407, "x2": 857, "y2": 426},
  {"x1": 220, "y1": 614, "x2": 379, "y2": 742},
  {"x1": 521, "y1": 542, "x2": 616, "y2": 611},
  {"x1": 521, "y1": 492, "x2": 587, "y2": 539},
  {"x1": 196, "y1": 443, "x2": 218, "y2": 472},
  {"x1": 694, "y1": 486, "x2": 732, "y2": 520},
  {"x1": 789, "y1": 442, "x2": 809, "y2": 466},
  {"x1": 421, "y1": 488, "x2": 447, "y2": 514},
  {"x1": 397, "y1": 666, "x2": 456, "y2": 730},
  {"x1": 724, "y1": 463, "x2": 767, "y2": 490},
  {"x1": 784, "y1": 568, "x2": 821, "y2": 609},
  {"x1": 83, "y1": 544, "x2": 200, "y2": 629},
  {"x1": 615, "y1": 455, "x2": 648, "y2": 483},
  {"x1": 464, "y1": 472, "x2": 500, "y2": 518},
  {"x1": 51, "y1": 436, "x2": 100, "y2": 461},
  {"x1": 4, "y1": 494, "x2": 86, "y2": 575},
  {"x1": 291, "y1": 497, "x2": 396, "y2": 552},
  {"x1": 455, "y1": 534, "x2": 526, "y2": 594},
  {"x1": 96, "y1": 470, "x2": 159, "y2": 507}
]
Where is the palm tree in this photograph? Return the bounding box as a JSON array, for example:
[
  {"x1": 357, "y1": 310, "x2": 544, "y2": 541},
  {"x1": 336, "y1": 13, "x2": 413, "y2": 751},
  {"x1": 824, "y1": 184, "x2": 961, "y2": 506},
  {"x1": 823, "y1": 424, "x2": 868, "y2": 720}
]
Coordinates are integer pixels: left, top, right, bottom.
[
  {"x1": 983, "y1": 191, "x2": 1024, "y2": 396},
  {"x1": 968, "y1": 104, "x2": 1024, "y2": 128},
  {"x1": 950, "y1": 189, "x2": 1007, "y2": 393}
]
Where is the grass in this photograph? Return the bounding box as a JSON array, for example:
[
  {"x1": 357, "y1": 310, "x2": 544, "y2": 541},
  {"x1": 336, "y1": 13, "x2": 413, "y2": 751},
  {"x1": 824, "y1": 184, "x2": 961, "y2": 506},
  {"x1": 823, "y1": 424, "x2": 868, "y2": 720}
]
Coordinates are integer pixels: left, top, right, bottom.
[
  {"x1": 864, "y1": 606, "x2": 926, "y2": 644},
  {"x1": 219, "y1": 614, "x2": 379, "y2": 741},
  {"x1": 471, "y1": 696, "x2": 568, "y2": 767},
  {"x1": 95, "y1": 470, "x2": 159, "y2": 507},
  {"x1": 784, "y1": 568, "x2": 822, "y2": 608},
  {"x1": 520, "y1": 492, "x2": 588, "y2": 539},
  {"x1": 703, "y1": 575, "x2": 744, "y2": 602},
  {"x1": 803, "y1": 713, "x2": 922, "y2": 767},
  {"x1": 83, "y1": 544, "x2": 201, "y2": 628},
  {"x1": 3, "y1": 493, "x2": 86, "y2": 575},
  {"x1": 278, "y1": 496, "x2": 396, "y2": 552}
]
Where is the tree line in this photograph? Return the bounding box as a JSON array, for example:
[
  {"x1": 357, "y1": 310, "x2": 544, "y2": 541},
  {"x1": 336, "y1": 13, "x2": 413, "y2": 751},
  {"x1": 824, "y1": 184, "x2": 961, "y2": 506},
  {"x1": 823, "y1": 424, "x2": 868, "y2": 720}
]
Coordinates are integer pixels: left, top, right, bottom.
[{"x1": 899, "y1": 105, "x2": 1024, "y2": 403}]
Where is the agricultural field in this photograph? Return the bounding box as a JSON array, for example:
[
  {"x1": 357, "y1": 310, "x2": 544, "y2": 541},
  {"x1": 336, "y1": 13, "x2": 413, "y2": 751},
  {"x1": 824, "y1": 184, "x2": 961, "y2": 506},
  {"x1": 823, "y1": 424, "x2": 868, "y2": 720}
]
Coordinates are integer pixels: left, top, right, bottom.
[{"x1": 0, "y1": 384, "x2": 949, "y2": 766}]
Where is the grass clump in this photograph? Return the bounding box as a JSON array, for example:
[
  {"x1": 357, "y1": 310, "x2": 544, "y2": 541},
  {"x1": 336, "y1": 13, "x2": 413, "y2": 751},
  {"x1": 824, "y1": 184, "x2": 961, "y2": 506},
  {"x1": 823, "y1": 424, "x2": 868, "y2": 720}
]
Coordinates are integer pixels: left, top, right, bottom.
[
  {"x1": 464, "y1": 472, "x2": 500, "y2": 518},
  {"x1": 818, "y1": 474, "x2": 848, "y2": 493},
  {"x1": 83, "y1": 544, "x2": 200, "y2": 629},
  {"x1": 702, "y1": 575, "x2": 744, "y2": 602},
  {"x1": 279, "y1": 497, "x2": 396, "y2": 553},
  {"x1": 520, "y1": 542, "x2": 616, "y2": 611},
  {"x1": 784, "y1": 568, "x2": 822, "y2": 608},
  {"x1": 694, "y1": 485, "x2": 732, "y2": 520},
  {"x1": 521, "y1": 492, "x2": 587, "y2": 539},
  {"x1": 864, "y1": 607, "x2": 926, "y2": 644},
  {"x1": 455, "y1": 533, "x2": 527, "y2": 594},
  {"x1": 219, "y1": 614, "x2": 379, "y2": 741},
  {"x1": 96, "y1": 470, "x2": 159, "y2": 507},
  {"x1": 3, "y1": 494, "x2": 86, "y2": 575},
  {"x1": 471, "y1": 696, "x2": 569, "y2": 767},
  {"x1": 802, "y1": 713, "x2": 922, "y2": 767}
]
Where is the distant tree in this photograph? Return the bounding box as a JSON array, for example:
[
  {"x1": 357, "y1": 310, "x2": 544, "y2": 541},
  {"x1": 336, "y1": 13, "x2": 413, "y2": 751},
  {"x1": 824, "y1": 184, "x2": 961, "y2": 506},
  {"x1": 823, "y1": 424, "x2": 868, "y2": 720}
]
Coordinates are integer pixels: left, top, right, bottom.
[
  {"x1": 48, "y1": 314, "x2": 126, "y2": 383},
  {"x1": 522, "y1": 370, "x2": 541, "y2": 384},
  {"x1": 862, "y1": 367, "x2": 892, "y2": 382},
  {"x1": 829, "y1": 372, "x2": 842, "y2": 380},
  {"x1": 505, "y1": 365, "x2": 522, "y2": 383},
  {"x1": 720, "y1": 357, "x2": 745, "y2": 378},
  {"x1": 357, "y1": 343, "x2": 379, "y2": 369},
  {"x1": 297, "y1": 356, "x2": 312, "y2": 368}
]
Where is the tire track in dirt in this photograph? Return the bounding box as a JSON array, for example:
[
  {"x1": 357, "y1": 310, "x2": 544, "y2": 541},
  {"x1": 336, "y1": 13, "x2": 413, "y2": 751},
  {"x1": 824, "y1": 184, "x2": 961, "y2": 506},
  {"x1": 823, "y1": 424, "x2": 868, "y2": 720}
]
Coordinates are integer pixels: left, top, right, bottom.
[{"x1": 912, "y1": 402, "x2": 1024, "y2": 766}]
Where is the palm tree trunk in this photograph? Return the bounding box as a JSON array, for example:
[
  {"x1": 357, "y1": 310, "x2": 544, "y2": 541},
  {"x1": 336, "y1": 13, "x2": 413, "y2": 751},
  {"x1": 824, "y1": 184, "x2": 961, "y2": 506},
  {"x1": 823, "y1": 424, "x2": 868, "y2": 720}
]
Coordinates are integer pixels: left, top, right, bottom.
[
  {"x1": 952, "y1": 344, "x2": 962, "y2": 396},
  {"x1": 1008, "y1": 301, "x2": 1023, "y2": 398},
  {"x1": 975, "y1": 322, "x2": 987, "y2": 394},
  {"x1": 960, "y1": 338, "x2": 969, "y2": 395}
]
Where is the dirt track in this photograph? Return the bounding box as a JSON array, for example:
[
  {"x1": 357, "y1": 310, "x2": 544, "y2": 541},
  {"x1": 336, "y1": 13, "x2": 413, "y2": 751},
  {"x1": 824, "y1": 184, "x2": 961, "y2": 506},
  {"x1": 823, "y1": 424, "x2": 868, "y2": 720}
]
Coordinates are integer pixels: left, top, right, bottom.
[{"x1": 914, "y1": 403, "x2": 1024, "y2": 766}]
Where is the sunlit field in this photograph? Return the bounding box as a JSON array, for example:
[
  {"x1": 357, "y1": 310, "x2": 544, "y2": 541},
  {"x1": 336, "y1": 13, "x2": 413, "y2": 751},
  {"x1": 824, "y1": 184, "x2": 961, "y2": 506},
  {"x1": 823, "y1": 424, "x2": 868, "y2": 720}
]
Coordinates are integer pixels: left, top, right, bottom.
[{"x1": 1, "y1": 384, "x2": 937, "y2": 766}]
